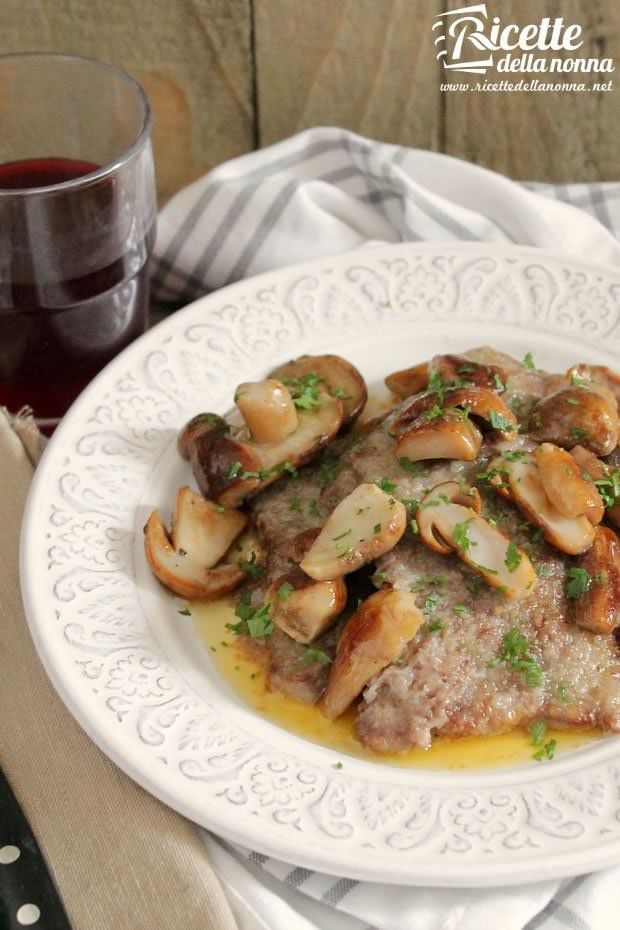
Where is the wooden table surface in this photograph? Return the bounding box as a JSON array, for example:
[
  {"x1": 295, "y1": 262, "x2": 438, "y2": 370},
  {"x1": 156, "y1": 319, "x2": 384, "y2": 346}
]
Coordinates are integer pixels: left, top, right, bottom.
[{"x1": 2, "y1": 0, "x2": 618, "y2": 203}]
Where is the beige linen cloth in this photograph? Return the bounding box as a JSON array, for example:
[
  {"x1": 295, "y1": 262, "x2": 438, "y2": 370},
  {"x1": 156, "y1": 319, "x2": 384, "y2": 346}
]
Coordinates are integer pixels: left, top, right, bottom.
[{"x1": 0, "y1": 408, "x2": 239, "y2": 930}]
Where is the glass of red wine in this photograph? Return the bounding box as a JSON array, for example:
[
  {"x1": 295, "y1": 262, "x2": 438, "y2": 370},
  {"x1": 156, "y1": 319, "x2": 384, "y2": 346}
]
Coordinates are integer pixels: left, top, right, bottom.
[{"x1": 0, "y1": 52, "x2": 156, "y2": 431}]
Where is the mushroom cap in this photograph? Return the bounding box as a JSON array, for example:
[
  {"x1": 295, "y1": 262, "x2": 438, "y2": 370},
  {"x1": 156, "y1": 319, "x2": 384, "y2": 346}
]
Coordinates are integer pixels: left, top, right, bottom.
[
  {"x1": 417, "y1": 480, "x2": 482, "y2": 554},
  {"x1": 392, "y1": 385, "x2": 517, "y2": 440},
  {"x1": 567, "y1": 363, "x2": 620, "y2": 408},
  {"x1": 529, "y1": 385, "x2": 618, "y2": 457},
  {"x1": 535, "y1": 443, "x2": 604, "y2": 524},
  {"x1": 301, "y1": 483, "x2": 407, "y2": 581},
  {"x1": 496, "y1": 455, "x2": 596, "y2": 555},
  {"x1": 269, "y1": 354, "x2": 367, "y2": 426},
  {"x1": 266, "y1": 568, "x2": 347, "y2": 643},
  {"x1": 171, "y1": 486, "x2": 248, "y2": 568},
  {"x1": 571, "y1": 526, "x2": 620, "y2": 633},
  {"x1": 385, "y1": 361, "x2": 429, "y2": 398},
  {"x1": 190, "y1": 385, "x2": 344, "y2": 507},
  {"x1": 385, "y1": 353, "x2": 507, "y2": 399},
  {"x1": 416, "y1": 482, "x2": 536, "y2": 598},
  {"x1": 395, "y1": 413, "x2": 482, "y2": 462},
  {"x1": 144, "y1": 510, "x2": 245, "y2": 599},
  {"x1": 321, "y1": 589, "x2": 424, "y2": 720},
  {"x1": 177, "y1": 413, "x2": 229, "y2": 461}
]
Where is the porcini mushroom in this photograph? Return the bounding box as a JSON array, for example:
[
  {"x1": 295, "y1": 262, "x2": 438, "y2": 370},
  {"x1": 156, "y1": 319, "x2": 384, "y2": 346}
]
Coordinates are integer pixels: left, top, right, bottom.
[
  {"x1": 395, "y1": 412, "x2": 482, "y2": 462},
  {"x1": 385, "y1": 361, "x2": 429, "y2": 398},
  {"x1": 417, "y1": 481, "x2": 537, "y2": 598},
  {"x1": 529, "y1": 384, "x2": 618, "y2": 457},
  {"x1": 535, "y1": 443, "x2": 604, "y2": 524},
  {"x1": 269, "y1": 354, "x2": 367, "y2": 426},
  {"x1": 235, "y1": 378, "x2": 298, "y2": 443},
  {"x1": 300, "y1": 483, "x2": 407, "y2": 581},
  {"x1": 266, "y1": 568, "x2": 347, "y2": 643},
  {"x1": 488, "y1": 455, "x2": 596, "y2": 555},
  {"x1": 177, "y1": 412, "x2": 229, "y2": 461},
  {"x1": 322, "y1": 589, "x2": 424, "y2": 720},
  {"x1": 571, "y1": 526, "x2": 620, "y2": 633},
  {"x1": 567, "y1": 364, "x2": 620, "y2": 407},
  {"x1": 144, "y1": 487, "x2": 248, "y2": 599},
  {"x1": 392, "y1": 385, "x2": 517, "y2": 440},
  {"x1": 190, "y1": 384, "x2": 344, "y2": 506},
  {"x1": 385, "y1": 353, "x2": 507, "y2": 398}
]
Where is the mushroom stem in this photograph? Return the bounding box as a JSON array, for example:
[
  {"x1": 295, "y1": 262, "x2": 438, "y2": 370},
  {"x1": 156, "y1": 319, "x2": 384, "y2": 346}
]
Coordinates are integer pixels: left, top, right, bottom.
[{"x1": 235, "y1": 379, "x2": 298, "y2": 443}]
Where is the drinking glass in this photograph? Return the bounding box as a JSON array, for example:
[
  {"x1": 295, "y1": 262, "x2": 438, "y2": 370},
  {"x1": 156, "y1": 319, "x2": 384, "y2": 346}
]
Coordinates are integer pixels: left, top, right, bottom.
[{"x1": 0, "y1": 52, "x2": 156, "y2": 430}]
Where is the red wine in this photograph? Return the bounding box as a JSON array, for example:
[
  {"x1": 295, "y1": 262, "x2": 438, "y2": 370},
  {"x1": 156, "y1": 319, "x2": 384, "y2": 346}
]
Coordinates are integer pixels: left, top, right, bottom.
[{"x1": 0, "y1": 157, "x2": 154, "y2": 428}]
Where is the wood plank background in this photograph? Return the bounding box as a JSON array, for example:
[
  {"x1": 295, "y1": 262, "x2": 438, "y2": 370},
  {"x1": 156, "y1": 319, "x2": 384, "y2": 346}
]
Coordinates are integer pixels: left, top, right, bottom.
[{"x1": 1, "y1": 0, "x2": 618, "y2": 202}]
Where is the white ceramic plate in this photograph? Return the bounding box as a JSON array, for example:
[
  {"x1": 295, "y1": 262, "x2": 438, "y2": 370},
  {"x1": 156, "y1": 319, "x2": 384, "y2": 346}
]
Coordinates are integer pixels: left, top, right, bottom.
[{"x1": 21, "y1": 243, "x2": 620, "y2": 887}]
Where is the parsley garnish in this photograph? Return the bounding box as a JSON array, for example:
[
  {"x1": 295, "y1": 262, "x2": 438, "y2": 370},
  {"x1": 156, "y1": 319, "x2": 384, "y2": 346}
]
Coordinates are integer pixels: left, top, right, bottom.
[
  {"x1": 178, "y1": 607, "x2": 191, "y2": 617},
  {"x1": 302, "y1": 648, "x2": 332, "y2": 666},
  {"x1": 453, "y1": 604, "x2": 470, "y2": 617},
  {"x1": 529, "y1": 720, "x2": 548, "y2": 746},
  {"x1": 494, "y1": 373, "x2": 505, "y2": 392},
  {"x1": 489, "y1": 410, "x2": 518, "y2": 432},
  {"x1": 238, "y1": 551, "x2": 264, "y2": 578},
  {"x1": 503, "y1": 450, "x2": 525, "y2": 461},
  {"x1": 556, "y1": 681, "x2": 571, "y2": 702},
  {"x1": 523, "y1": 352, "x2": 536, "y2": 370},
  {"x1": 570, "y1": 427, "x2": 589, "y2": 442},
  {"x1": 373, "y1": 522, "x2": 382, "y2": 534},
  {"x1": 227, "y1": 461, "x2": 243, "y2": 479},
  {"x1": 289, "y1": 498, "x2": 302, "y2": 512},
  {"x1": 277, "y1": 582, "x2": 294, "y2": 601},
  {"x1": 399, "y1": 456, "x2": 421, "y2": 475},
  {"x1": 227, "y1": 593, "x2": 274, "y2": 638},
  {"x1": 308, "y1": 498, "x2": 321, "y2": 517},
  {"x1": 594, "y1": 469, "x2": 620, "y2": 508},
  {"x1": 488, "y1": 628, "x2": 544, "y2": 687},
  {"x1": 424, "y1": 594, "x2": 440, "y2": 612},
  {"x1": 424, "y1": 403, "x2": 444, "y2": 421},
  {"x1": 505, "y1": 542, "x2": 522, "y2": 573},
  {"x1": 570, "y1": 373, "x2": 590, "y2": 388},
  {"x1": 453, "y1": 517, "x2": 476, "y2": 552},
  {"x1": 332, "y1": 387, "x2": 351, "y2": 399},
  {"x1": 565, "y1": 566, "x2": 591, "y2": 599},
  {"x1": 410, "y1": 518, "x2": 419, "y2": 535},
  {"x1": 533, "y1": 739, "x2": 557, "y2": 762},
  {"x1": 566, "y1": 397, "x2": 580, "y2": 406},
  {"x1": 282, "y1": 372, "x2": 322, "y2": 410},
  {"x1": 377, "y1": 477, "x2": 397, "y2": 493},
  {"x1": 333, "y1": 529, "x2": 352, "y2": 541},
  {"x1": 425, "y1": 618, "x2": 445, "y2": 634}
]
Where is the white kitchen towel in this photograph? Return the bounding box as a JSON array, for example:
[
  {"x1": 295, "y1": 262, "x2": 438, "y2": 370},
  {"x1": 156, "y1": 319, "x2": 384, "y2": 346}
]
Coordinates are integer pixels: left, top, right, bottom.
[{"x1": 151, "y1": 127, "x2": 620, "y2": 930}]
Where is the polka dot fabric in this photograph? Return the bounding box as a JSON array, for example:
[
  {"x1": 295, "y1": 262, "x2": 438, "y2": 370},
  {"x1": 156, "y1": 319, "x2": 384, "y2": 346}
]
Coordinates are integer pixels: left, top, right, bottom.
[{"x1": 0, "y1": 767, "x2": 70, "y2": 929}]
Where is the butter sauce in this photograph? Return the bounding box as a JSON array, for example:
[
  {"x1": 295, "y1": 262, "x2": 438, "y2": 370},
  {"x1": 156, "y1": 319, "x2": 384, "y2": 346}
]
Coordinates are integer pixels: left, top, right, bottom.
[{"x1": 192, "y1": 597, "x2": 599, "y2": 770}]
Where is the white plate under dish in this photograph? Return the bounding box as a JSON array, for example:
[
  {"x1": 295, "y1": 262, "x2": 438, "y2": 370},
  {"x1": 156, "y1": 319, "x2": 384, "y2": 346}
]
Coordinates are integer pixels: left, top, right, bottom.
[{"x1": 20, "y1": 242, "x2": 620, "y2": 887}]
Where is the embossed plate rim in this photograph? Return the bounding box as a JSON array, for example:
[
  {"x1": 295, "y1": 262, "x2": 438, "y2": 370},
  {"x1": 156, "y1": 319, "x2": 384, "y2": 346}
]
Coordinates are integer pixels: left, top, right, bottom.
[{"x1": 20, "y1": 242, "x2": 620, "y2": 886}]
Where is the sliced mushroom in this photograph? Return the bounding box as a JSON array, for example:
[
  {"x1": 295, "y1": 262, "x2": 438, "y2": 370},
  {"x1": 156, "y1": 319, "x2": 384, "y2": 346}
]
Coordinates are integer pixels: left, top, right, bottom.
[
  {"x1": 395, "y1": 413, "x2": 482, "y2": 462},
  {"x1": 144, "y1": 515, "x2": 245, "y2": 600},
  {"x1": 177, "y1": 412, "x2": 229, "y2": 461},
  {"x1": 266, "y1": 568, "x2": 346, "y2": 643},
  {"x1": 571, "y1": 526, "x2": 620, "y2": 633},
  {"x1": 529, "y1": 385, "x2": 618, "y2": 457},
  {"x1": 269, "y1": 354, "x2": 367, "y2": 426},
  {"x1": 385, "y1": 361, "x2": 429, "y2": 398},
  {"x1": 191, "y1": 385, "x2": 344, "y2": 506},
  {"x1": 235, "y1": 378, "x2": 298, "y2": 443},
  {"x1": 287, "y1": 528, "x2": 321, "y2": 563},
  {"x1": 416, "y1": 482, "x2": 536, "y2": 598},
  {"x1": 535, "y1": 443, "x2": 604, "y2": 524},
  {"x1": 417, "y1": 480, "x2": 482, "y2": 554},
  {"x1": 300, "y1": 483, "x2": 407, "y2": 581},
  {"x1": 171, "y1": 486, "x2": 248, "y2": 567},
  {"x1": 392, "y1": 386, "x2": 517, "y2": 440},
  {"x1": 570, "y1": 444, "x2": 608, "y2": 481},
  {"x1": 490, "y1": 455, "x2": 595, "y2": 555},
  {"x1": 321, "y1": 589, "x2": 424, "y2": 720},
  {"x1": 567, "y1": 364, "x2": 620, "y2": 407}
]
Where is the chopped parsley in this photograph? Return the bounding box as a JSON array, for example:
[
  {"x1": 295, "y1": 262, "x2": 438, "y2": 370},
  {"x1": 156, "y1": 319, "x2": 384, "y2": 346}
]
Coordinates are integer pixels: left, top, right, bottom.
[
  {"x1": 503, "y1": 450, "x2": 525, "y2": 461},
  {"x1": 410, "y1": 518, "x2": 419, "y2": 535},
  {"x1": 453, "y1": 517, "x2": 476, "y2": 552},
  {"x1": 308, "y1": 498, "x2": 321, "y2": 517},
  {"x1": 424, "y1": 403, "x2": 444, "y2": 421},
  {"x1": 317, "y1": 458, "x2": 340, "y2": 487},
  {"x1": 277, "y1": 582, "x2": 294, "y2": 601},
  {"x1": 488, "y1": 628, "x2": 544, "y2": 687},
  {"x1": 336, "y1": 544, "x2": 354, "y2": 559},
  {"x1": 178, "y1": 607, "x2": 191, "y2": 617},
  {"x1": 424, "y1": 594, "x2": 440, "y2": 612},
  {"x1": 493, "y1": 373, "x2": 505, "y2": 392},
  {"x1": 533, "y1": 739, "x2": 557, "y2": 762},
  {"x1": 238, "y1": 551, "x2": 264, "y2": 578},
  {"x1": 594, "y1": 469, "x2": 620, "y2": 508},
  {"x1": 504, "y1": 542, "x2": 522, "y2": 573},
  {"x1": 465, "y1": 576, "x2": 483, "y2": 595},
  {"x1": 453, "y1": 604, "x2": 470, "y2": 617},
  {"x1": 570, "y1": 372, "x2": 591, "y2": 388},
  {"x1": 334, "y1": 761, "x2": 344, "y2": 770},
  {"x1": 556, "y1": 681, "x2": 571, "y2": 702},
  {"x1": 529, "y1": 720, "x2": 548, "y2": 746},
  {"x1": 302, "y1": 648, "x2": 332, "y2": 665},
  {"x1": 333, "y1": 529, "x2": 352, "y2": 541},
  {"x1": 565, "y1": 567, "x2": 592, "y2": 599},
  {"x1": 399, "y1": 456, "x2": 421, "y2": 475},
  {"x1": 373, "y1": 522, "x2": 382, "y2": 534},
  {"x1": 523, "y1": 351, "x2": 536, "y2": 370},
  {"x1": 282, "y1": 371, "x2": 322, "y2": 410},
  {"x1": 425, "y1": 618, "x2": 446, "y2": 634},
  {"x1": 488, "y1": 410, "x2": 518, "y2": 432},
  {"x1": 377, "y1": 477, "x2": 397, "y2": 493},
  {"x1": 566, "y1": 397, "x2": 580, "y2": 406},
  {"x1": 570, "y1": 426, "x2": 589, "y2": 442},
  {"x1": 227, "y1": 593, "x2": 274, "y2": 638},
  {"x1": 289, "y1": 498, "x2": 302, "y2": 512},
  {"x1": 332, "y1": 387, "x2": 351, "y2": 400},
  {"x1": 227, "y1": 461, "x2": 243, "y2": 479}
]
